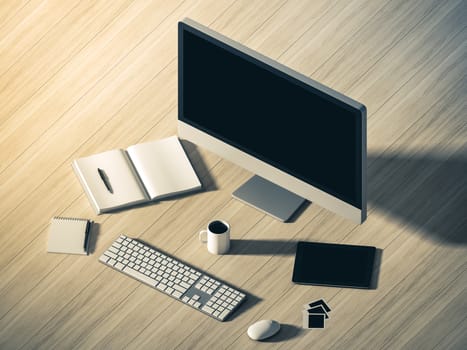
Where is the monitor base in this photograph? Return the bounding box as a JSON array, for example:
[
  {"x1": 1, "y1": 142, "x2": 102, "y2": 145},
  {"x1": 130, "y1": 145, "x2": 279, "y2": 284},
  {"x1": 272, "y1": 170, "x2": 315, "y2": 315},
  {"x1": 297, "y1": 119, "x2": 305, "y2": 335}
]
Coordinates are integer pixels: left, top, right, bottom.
[{"x1": 232, "y1": 175, "x2": 306, "y2": 222}]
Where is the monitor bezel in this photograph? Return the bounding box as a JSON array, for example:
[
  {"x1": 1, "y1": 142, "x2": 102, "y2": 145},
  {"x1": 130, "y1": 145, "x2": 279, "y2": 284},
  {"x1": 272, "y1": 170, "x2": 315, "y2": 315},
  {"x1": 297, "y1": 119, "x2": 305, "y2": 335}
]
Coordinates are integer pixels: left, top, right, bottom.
[{"x1": 178, "y1": 18, "x2": 367, "y2": 223}]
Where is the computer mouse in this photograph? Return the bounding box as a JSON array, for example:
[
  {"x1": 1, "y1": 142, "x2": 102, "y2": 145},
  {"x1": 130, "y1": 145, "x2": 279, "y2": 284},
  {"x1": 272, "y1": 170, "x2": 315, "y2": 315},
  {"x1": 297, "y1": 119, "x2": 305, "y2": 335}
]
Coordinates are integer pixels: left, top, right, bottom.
[{"x1": 247, "y1": 319, "x2": 280, "y2": 340}]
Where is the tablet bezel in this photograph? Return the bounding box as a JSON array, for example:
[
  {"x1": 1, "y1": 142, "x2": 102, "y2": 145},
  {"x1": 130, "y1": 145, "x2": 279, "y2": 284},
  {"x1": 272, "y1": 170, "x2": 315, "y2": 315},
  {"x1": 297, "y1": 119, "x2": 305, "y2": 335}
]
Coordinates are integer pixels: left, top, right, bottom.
[{"x1": 292, "y1": 241, "x2": 376, "y2": 289}]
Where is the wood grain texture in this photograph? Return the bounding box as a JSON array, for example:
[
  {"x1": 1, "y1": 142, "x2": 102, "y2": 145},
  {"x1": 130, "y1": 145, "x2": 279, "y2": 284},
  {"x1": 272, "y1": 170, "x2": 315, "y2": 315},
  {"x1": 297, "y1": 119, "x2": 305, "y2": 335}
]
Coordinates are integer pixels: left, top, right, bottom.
[{"x1": 0, "y1": 0, "x2": 465, "y2": 349}]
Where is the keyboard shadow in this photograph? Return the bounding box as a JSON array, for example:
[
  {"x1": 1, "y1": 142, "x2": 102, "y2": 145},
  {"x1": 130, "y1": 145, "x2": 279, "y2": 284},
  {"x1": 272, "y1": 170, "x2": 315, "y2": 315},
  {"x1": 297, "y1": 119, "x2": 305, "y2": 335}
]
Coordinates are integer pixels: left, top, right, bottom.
[{"x1": 226, "y1": 293, "x2": 262, "y2": 322}]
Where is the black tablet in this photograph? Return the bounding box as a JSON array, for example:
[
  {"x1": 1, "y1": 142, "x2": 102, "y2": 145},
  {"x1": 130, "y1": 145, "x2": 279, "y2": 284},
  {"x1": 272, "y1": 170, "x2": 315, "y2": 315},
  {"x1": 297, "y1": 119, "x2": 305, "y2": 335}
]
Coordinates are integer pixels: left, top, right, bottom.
[{"x1": 292, "y1": 241, "x2": 376, "y2": 289}]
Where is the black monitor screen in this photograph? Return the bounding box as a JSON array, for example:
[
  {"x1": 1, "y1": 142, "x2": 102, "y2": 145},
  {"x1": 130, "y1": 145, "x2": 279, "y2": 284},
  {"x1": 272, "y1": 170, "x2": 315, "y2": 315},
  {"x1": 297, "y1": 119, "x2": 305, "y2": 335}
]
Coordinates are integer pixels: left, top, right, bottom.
[{"x1": 179, "y1": 23, "x2": 363, "y2": 208}]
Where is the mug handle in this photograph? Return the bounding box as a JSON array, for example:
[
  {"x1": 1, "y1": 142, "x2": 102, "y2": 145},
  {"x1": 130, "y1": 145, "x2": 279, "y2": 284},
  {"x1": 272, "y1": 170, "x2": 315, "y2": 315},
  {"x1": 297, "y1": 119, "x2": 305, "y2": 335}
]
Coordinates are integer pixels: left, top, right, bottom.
[{"x1": 199, "y1": 230, "x2": 208, "y2": 243}]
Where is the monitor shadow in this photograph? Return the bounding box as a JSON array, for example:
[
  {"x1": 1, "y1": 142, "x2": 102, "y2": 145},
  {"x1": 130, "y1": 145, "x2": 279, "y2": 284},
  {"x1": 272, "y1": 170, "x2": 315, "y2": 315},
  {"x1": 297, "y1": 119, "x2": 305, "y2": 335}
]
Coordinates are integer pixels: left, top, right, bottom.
[{"x1": 367, "y1": 150, "x2": 466, "y2": 245}]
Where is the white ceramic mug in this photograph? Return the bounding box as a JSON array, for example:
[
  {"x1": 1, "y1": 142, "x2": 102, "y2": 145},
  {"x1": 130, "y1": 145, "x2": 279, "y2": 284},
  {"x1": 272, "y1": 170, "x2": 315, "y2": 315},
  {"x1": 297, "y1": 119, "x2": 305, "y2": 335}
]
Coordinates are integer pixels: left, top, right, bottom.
[{"x1": 199, "y1": 220, "x2": 230, "y2": 255}]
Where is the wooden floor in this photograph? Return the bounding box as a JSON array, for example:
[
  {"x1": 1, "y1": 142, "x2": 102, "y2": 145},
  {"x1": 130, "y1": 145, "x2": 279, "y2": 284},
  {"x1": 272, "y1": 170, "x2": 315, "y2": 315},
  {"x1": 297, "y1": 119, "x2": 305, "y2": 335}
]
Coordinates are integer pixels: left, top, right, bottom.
[{"x1": 1, "y1": 0, "x2": 466, "y2": 349}]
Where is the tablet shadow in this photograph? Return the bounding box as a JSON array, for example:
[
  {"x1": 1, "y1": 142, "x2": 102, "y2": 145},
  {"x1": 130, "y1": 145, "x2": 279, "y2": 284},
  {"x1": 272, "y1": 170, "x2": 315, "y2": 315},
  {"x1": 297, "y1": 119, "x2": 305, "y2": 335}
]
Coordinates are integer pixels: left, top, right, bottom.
[
  {"x1": 368, "y1": 151, "x2": 466, "y2": 245},
  {"x1": 370, "y1": 248, "x2": 383, "y2": 289}
]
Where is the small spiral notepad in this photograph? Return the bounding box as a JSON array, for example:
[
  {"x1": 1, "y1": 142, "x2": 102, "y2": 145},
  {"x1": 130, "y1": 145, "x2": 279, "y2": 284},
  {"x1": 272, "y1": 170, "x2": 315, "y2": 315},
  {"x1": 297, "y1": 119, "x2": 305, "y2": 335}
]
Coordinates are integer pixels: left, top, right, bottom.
[{"x1": 47, "y1": 217, "x2": 92, "y2": 255}]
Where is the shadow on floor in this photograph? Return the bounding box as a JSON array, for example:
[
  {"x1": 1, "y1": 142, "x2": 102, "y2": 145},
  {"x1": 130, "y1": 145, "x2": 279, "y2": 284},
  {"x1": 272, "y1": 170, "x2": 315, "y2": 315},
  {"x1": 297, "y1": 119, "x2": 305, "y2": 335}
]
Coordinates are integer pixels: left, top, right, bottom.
[
  {"x1": 260, "y1": 324, "x2": 305, "y2": 342},
  {"x1": 227, "y1": 239, "x2": 297, "y2": 256},
  {"x1": 180, "y1": 140, "x2": 466, "y2": 246},
  {"x1": 367, "y1": 150, "x2": 466, "y2": 244}
]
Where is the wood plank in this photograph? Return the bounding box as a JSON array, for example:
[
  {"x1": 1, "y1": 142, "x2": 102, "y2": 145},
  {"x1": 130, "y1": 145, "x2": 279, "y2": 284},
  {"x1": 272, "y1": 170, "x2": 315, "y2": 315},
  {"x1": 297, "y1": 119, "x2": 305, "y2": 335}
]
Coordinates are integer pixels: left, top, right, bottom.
[
  {"x1": 0, "y1": 0, "x2": 133, "y2": 126},
  {"x1": 432, "y1": 314, "x2": 467, "y2": 350},
  {"x1": 0, "y1": 0, "x2": 81, "y2": 78},
  {"x1": 0, "y1": 1, "x2": 40, "y2": 42},
  {"x1": 0, "y1": 0, "x2": 465, "y2": 349},
  {"x1": 0, "y1": 0, "x2": 196, "y2": 265},
  {"x1": 0, "y1": 0, "x2": 168, "y2": 171}
]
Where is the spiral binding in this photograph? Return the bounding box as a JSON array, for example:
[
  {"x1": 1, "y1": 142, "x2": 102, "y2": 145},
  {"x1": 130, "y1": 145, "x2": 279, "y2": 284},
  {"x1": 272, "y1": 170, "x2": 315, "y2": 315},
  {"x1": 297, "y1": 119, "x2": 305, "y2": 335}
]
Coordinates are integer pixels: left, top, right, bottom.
[{"x1": 52, "y1": 216, "x2": 88, "y2": 223}]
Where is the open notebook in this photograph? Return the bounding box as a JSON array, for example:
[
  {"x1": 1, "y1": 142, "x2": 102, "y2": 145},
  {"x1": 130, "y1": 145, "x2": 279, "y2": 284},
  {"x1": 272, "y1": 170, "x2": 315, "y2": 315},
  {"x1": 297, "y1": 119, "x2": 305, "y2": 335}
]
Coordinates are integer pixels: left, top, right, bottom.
[{"x1": 72, "y1": 136, "x2": 201, "y2": 214}]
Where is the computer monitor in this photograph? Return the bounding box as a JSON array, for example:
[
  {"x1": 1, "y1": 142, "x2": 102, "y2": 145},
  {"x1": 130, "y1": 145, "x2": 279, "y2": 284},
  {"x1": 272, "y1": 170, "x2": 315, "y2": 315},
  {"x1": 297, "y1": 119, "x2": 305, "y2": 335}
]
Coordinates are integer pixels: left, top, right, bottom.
[{"x1": 178, "y1": 18, "x2": 367, "y2": 224}]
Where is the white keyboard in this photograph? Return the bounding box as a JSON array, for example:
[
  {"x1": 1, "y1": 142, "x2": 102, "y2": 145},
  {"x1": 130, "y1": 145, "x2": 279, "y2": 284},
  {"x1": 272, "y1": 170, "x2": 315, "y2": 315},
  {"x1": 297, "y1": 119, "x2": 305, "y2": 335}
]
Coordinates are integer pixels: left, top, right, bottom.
[{"x1": 99, "y1": 235, "x2": 246, "y2": 321}]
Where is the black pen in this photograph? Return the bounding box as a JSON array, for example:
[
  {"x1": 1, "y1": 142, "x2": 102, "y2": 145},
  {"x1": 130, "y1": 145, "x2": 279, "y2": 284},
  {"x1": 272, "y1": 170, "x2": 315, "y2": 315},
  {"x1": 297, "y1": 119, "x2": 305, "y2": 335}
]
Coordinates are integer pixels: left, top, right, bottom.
[{"x1": 97, "y1": 168, "x2": 113, "y2": 194}]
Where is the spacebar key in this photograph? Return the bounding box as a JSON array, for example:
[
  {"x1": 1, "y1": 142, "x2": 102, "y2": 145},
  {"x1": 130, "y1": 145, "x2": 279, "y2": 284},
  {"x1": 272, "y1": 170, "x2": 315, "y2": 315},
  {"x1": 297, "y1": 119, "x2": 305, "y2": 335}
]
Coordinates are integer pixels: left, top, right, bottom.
[{"x1": 123, "y1": 266, "x2": 157, "y2": 287}]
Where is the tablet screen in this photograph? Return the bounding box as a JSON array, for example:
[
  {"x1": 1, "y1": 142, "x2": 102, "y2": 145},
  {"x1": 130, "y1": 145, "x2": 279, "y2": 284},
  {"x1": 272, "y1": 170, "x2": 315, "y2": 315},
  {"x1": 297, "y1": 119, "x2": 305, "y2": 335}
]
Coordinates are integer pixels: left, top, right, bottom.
[{"x1": 292, "y1": 241, "x2": 376, "y2": 288}]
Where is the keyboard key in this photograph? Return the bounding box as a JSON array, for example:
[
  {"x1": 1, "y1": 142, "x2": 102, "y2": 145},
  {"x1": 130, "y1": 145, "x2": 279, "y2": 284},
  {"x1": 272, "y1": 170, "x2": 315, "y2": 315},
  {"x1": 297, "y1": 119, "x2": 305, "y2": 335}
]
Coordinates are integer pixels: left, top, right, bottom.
[
  {"x1": 123, "y1": 266, "x2": 157, "y2": 286},
  {"x1": 180, "y1": 281, "x2": 191, "y2": 289},
  {"x1": 157, "y1": 284, "x2": 167, "y2": 291},
  {"x1": 173, "y1": 285, "x2": 187, "y2": 293},
  {"x1": 104, "y1": 251, "x2": 117, "y2": 260},
  {"x1": 99, "y1": 254, "x2": 109, "y2": 263},
  {"x1": 202, "y1": 306, "x2": 215, "y2": 314},
  {"x1": 219, "y1": 310, "x2": 230, "y2": 321},
  {"x1": 114, "y1": 262, "x2": 125, "y2": 270},
  {"x1": 172, "y1": 291, "x2": 183, "y2": 299}
]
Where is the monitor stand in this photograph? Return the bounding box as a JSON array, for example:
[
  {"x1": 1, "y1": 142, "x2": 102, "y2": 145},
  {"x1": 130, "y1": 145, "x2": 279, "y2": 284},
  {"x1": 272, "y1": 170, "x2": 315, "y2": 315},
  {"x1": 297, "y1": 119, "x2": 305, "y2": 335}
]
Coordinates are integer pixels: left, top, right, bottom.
[{"x1": 232, "y1": 175, "x2": 306, "y2": 222}]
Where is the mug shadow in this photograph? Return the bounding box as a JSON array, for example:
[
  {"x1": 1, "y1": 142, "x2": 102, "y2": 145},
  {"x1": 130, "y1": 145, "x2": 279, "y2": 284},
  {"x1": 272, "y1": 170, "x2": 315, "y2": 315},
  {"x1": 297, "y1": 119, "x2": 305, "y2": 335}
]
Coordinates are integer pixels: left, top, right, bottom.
[{"x1": 227, "y1": 239, "x2": 297, "y2": 256}]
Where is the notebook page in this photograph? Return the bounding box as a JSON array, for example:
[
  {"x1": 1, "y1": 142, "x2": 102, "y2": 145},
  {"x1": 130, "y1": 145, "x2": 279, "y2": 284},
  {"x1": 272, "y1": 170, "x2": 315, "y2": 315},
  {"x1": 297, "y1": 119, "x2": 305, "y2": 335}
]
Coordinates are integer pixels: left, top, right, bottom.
[
  {"x1": 73, "y1": 149, "x2": 148, "y2": 212},
  {"x1": 127, "y1": 136, "x2": 201, "y2": 200},
  {"x1": 47, "y1": 217, "x2": 90, "y2": 255}
]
